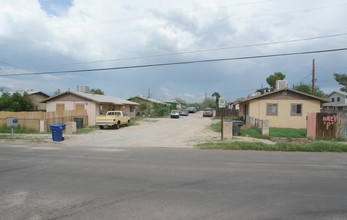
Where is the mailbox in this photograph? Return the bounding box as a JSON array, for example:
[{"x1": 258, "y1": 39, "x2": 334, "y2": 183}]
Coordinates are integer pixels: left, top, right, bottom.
[{"x1": 7, "y1": 117, "x2": 18, "y2": 127}]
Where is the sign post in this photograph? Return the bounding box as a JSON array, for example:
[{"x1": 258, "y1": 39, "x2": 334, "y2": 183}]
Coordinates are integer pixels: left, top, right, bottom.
[
  {"x1": 7, "y1": 117, "x2": 18, "y2": 138},
  {"x1": 219, "y1": 98, "x2": 226, "y2": 140}
]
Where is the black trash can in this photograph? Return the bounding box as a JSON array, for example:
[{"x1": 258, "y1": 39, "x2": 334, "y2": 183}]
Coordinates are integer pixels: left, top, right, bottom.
[
  {"x1": 74, "y1": 117, "x2": 83, "y2": 129},
  {"x1": 226, "y1": 120, "x2": 243, "y2": 136}
]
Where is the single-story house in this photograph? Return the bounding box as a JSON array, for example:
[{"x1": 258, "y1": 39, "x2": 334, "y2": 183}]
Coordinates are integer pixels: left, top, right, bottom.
[
  {"x1": 42, "y1": 91, "x2": 139, "y2": 126},
  {"x1": 27, "y1": 91, "x2": 50, "y2": 111},
  {"x1": 322, "y1": 91, "x2": 347, "y2": 111},
  {"x1": 128, "y1": 95, "x2": 169, "y2": 116},
  {"x1": 234, "y1": 88, "x2": 328, "y2": 129}
]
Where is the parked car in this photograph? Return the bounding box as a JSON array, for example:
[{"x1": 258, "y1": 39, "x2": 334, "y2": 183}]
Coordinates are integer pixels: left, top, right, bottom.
[
  {"x1": 180, "y1": 109, "x2": 189, "y2": 116},
  {"x1": 170, "y1": 110, "x2": 180, "y2": 118},
  {"x1": 187, "y1": 106, "x2": 197, "y2": 113},
  {"x1": 203, "y1": 108, "x2": 213, "y2": 117}
]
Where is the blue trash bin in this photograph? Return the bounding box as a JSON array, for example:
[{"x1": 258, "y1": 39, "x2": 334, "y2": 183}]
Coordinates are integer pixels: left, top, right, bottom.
[{"x1": 50, "y1": 123, "x2": 66, "y2": 142}]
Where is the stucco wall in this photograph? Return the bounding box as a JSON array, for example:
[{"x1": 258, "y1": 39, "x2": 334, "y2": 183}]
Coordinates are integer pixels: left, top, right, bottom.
[
  {"x1": 46, "y1": 101, "x2": 96, "y2": 126},
  {"x1": 248, "y1": 99, "x2": 321, "y2": 128}
]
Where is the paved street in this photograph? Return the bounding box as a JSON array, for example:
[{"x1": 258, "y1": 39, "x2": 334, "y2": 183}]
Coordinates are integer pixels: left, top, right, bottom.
[{"x1": 0, "y1": 142, "x2": 347, "y2": 220}]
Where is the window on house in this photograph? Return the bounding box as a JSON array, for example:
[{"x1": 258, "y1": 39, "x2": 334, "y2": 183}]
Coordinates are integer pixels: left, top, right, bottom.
[
  {"x1": 130, "y1": 106, "x2": 134, "y2": 112},
  {"x1": 337, "y1": 97, "x2": 341, "y2": 102},
  {"x1": 56, "y1": 104, "x2": 65, "y2": 112},
  {"x1": 338, "y1": 107, "x2": 343, "y2": 110},
  {"x1": 75, "y1": 103, "x2": 84, "y2": 111},
  {"x1": 266, "y1": 104, "x2": 278, "y2": 116},
  {"x1": 332, "y1": 98, "x2": 335, "y2": 102},
  {"x1": 291, "y1": 104, "x2": 302, "y2": 115},
  {"x1": 99, "y1": 104, "x2": 103, "y2": 114}
]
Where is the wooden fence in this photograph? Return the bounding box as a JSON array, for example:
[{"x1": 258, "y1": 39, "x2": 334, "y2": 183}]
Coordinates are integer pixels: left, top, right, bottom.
[
  {"x1": 307, "y1": 112, "x2": 347, "y2": 139},
  {"x1": 0, "y1": 110, "x2": 88, "y2": 132},
  {"x1": 215, "y1": 109, "x2": 239, "y2": 118}
]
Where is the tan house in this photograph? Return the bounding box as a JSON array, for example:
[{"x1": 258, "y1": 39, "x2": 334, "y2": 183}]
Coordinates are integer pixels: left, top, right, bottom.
[
  {"x1": 27, "y1": 91, "x2": 50, "y2": 111},
  {"x1": 235, "y1": 88, "x2": 328, "y2": 129},
  {"x1": 42, "y1": 91, "x2": 139, "y2": 126}
]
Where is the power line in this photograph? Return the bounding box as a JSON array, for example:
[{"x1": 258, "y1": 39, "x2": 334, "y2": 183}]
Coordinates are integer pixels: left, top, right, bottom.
[
  {"x1": 2, "y1": 32, "x2": 347, "y2": 71},
  {"x1": 1, "y1": 47, "x2": 347, "y2": 77}
]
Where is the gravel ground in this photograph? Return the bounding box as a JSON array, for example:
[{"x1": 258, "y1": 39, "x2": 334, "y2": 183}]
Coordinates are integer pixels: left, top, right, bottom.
[
  {"x1": 0, "y1": 112, "x2": 275, "y2": 147},
  {"x1": 63, "y1": 111, "x2": 221, "y2": 148}
]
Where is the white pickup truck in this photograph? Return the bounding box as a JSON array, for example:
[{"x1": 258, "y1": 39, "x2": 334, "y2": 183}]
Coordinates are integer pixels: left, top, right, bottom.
[{"x1": 95, "y1": 111, "x2": 130, "y2": 129}]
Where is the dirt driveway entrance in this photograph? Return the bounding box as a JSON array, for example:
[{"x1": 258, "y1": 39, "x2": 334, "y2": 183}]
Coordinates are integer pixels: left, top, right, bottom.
[{"x1": 65, "y1": 111, "x2": 219, "y2": 148}]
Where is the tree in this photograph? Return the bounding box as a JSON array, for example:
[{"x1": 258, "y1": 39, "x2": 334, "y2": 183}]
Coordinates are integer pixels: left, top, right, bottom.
[
  {"x1": 256, "y1": 87, "x2": 270, "y2": 94},
  {"x1": 293, "y1": 83, "x2": 325, "y2": 98},
  {"x1": 266, "y1": 72, "x2": 286, "y2": 90},
  {"x1": 174, "y1": 97, "x2": 186, "y2": 105},
  {"x1": 0, "y1": 92, "x2": 34, "y2": 111},
  {"x1": 203, "y1": 97, "x2": 216, "y2": 108},
  {"x1": 212, "y1": 92, "x2": 220, "y2": 108},
  {"x1": 90, "y1": 88, "x2": 104, "y2": 95},
  {"x1": 334, "y1": 73, "x2": 347, "y2": 92}
]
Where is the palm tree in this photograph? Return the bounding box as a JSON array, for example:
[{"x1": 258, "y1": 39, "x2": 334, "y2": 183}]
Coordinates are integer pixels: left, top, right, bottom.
[{"x1": 212, "y1": 92, "x2": 220, "y2": 108}]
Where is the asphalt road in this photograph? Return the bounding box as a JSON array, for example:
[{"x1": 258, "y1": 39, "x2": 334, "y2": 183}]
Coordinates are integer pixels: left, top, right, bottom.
[{"x1": 0, "y1": 142, "x2": 347, "y2": 220}]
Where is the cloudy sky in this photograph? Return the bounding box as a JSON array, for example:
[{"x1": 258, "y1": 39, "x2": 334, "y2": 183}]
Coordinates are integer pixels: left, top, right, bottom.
[{"x1": 1, "y1": 0, "x2": 347, "y2": 103}]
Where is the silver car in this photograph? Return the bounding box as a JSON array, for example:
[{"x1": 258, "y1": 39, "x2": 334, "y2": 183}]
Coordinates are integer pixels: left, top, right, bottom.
[
  {"x1": 170, "y1": 110, "x2": 180, "y2": 118},
  {"x1": 203, "y1": 108, "x2": 213, "y2": 117}
]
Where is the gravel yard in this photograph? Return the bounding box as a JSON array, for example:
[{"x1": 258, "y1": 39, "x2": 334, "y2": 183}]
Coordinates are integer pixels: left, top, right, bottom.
[{"x1": 64, "y1": 111, "x2": 220, "y2": 148}]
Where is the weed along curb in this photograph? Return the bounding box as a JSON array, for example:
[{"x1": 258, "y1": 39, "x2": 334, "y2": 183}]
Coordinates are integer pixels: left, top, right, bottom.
[{"x1": 196, "y1": 139, "x2": 347, "y2": 152}]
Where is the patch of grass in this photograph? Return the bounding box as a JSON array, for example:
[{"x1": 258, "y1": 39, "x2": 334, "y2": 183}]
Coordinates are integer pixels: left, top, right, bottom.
[
  {"x1": 197, "y1": 141, "x2": 347, "y2": 152},
  {"x1": 241, "y1": 127, "x2": 269, "y2": 139},
  {"x1": 269, "y1": 127, "x2": 306, "y2": 139},
  {"x1": 315, "y1": 137, "x2": 347, "y2": 142},
  {"x1": 129, "y1": 117, "x2": 145, "y2": 126},
  {"x1": 75, "y1": 126, "x2": 98, "y2": 134},
  {"x1": 0, "y1": 134, "x2": 49, "y2": 143},
  {"x1": 0, "y1": 124, "x2": 38, "y2": 134},
  {"x1": 210, "y1": 121, "x2": 307, "y2": 140}
]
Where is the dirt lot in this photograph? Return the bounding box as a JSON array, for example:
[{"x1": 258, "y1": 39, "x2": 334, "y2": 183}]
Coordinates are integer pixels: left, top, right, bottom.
[{"x1": 64, "y1": 111, "x2": 220, "y2": 148}]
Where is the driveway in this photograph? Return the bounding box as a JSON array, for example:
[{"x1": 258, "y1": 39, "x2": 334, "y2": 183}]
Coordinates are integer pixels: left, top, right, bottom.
[{"x1": 65, "y1": 111, "x2": 220, "y2": 148}]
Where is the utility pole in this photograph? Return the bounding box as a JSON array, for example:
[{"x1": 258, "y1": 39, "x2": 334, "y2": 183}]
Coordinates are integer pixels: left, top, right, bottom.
[
  {"x1": 148, "y1": 88, "x2": 150, "y2": 98},
  {"x1": 312, "y1": 59, "x2": 315, "y2": 95},
  {"x1": 205, "y1": 93, "x2": 207, "y2": 107}
]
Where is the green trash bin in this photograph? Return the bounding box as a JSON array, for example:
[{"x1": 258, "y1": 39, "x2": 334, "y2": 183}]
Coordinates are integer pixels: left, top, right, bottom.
[
  {"x1": 74, "y1": 117, "x2": 84, "y2": 129},
  {"x1": 226, "y1": 120, "x2": 243, "y2": 136}
]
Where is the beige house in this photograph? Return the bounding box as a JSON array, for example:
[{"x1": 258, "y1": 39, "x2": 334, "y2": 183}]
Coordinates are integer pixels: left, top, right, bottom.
[
  {"x1": 42, "y1": 91, "x2": 139, "y2": 126},
  {"x1": 27, "y1": 91, "x2": 50, "y2": 111},
  {"x1": 235, "y1": 88, "x2": 328, "y2": 129}
]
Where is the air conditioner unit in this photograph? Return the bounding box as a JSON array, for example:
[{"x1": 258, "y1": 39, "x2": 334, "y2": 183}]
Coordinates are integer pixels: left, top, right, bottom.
[
  {"x1": 79, "y1": 85, "x2": 90, "y2": 93},
  {"x1": 276, "y1": 80, "x2": 287, "y2": 90}
]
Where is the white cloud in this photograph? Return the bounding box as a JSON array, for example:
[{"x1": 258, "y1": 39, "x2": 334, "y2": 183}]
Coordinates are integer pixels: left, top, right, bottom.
[{"x1": 1, "y1": 0, "x2": 347, "y2": 102}]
